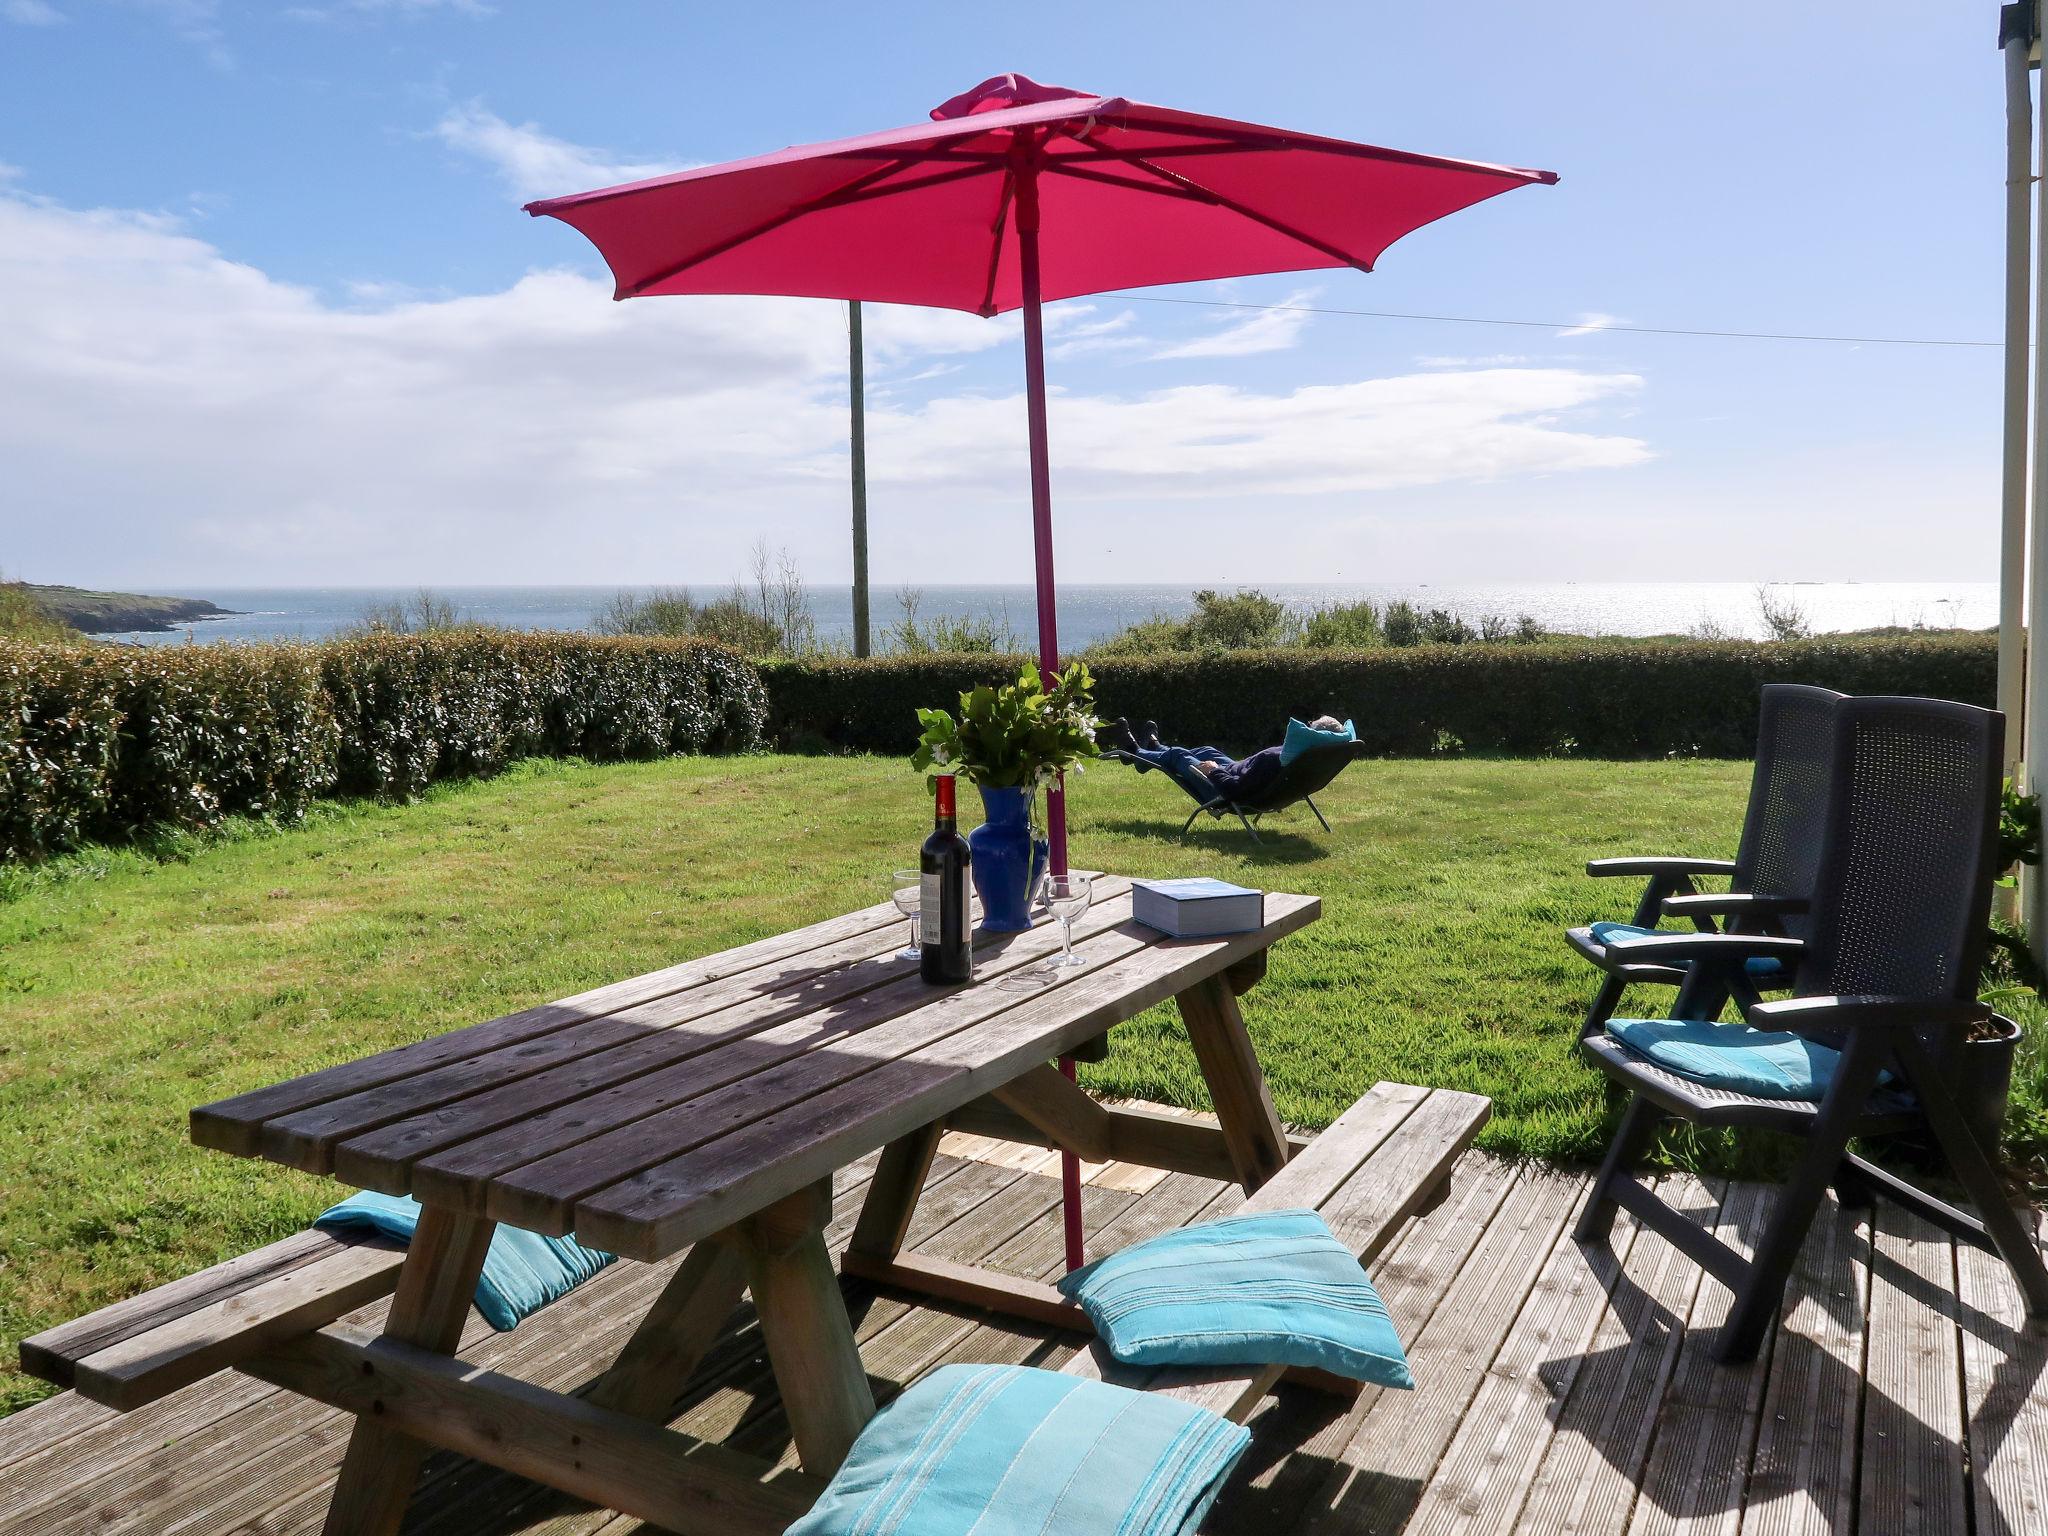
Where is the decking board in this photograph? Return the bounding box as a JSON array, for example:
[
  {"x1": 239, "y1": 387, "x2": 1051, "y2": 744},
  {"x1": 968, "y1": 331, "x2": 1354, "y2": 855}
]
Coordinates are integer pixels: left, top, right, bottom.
[{"x1": 2, "y1": 1149, "x2": 2039, "y2": 1536}]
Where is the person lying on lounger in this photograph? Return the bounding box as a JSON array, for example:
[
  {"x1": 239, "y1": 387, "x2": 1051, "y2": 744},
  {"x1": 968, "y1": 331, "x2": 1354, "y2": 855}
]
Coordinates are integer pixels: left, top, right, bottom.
[{"x1": 1100, "y1": 715, "x2": 1348, "y2": 803}]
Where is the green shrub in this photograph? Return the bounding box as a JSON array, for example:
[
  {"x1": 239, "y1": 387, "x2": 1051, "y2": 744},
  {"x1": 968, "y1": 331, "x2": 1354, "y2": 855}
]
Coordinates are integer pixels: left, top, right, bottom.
[
  {"x1": 0, "y1": 643, "x2": 338, "y2": 859},
  {"x1": 1299, "y1": 599, "x2": 1384, "y2": 649},
  {"x1": 762, "y1": 632, "x2": 1996, "y2": 758},
  {"x1": 1085, "y1": 589, "x2": 1291, "y2": 655},
  {"x1": 0, "y1": 633, "x2": 767, "y2": 862},
  {"x1": 0, "y1": 581, "x2": 77, "y2": 645}
]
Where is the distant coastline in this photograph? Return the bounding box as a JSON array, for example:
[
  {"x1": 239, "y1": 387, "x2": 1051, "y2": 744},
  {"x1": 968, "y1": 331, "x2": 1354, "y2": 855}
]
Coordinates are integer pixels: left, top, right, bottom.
[
  {"x1": 82, "y1": 582, "x2": 1996, "y2": 651},
  {"x1": 24, "y1": 584, "x2": 241, "y2": 635}
]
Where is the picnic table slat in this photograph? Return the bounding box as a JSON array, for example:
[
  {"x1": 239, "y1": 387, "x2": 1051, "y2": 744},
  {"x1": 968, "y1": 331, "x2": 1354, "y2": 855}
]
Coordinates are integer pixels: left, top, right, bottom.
[
  {"x1": 253, "y1": 918, "x2": 931, "y2": 1175},
  {"x1": 337, "y1": 879, "x2": 1133, "y2": 1203},
  {"x1": 478, "y1": 888, "x2": 1150, "y2": 1235},
  {"x1": 568, "y1": 894, "x2": 1321, "y2": 1260},
  {"x1": 190, "y1": 898, "x2": 907, "y2": 1158}
]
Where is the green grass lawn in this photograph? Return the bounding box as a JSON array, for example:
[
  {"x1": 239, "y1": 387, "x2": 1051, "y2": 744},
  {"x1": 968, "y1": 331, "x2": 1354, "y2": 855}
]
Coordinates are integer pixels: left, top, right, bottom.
[{"x1": 1, "y1": 751, "x2": 2039, "y2": 1416}]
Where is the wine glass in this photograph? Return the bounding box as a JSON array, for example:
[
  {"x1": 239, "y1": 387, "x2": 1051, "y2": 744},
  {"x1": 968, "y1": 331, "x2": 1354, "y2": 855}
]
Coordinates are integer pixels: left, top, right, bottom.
[
  {"x1": 1042, "y1": 873, "x2": 1092, "y2": 971},
  {"x1": 890, "y1": 869, "x2": 923, "y2": 960}
]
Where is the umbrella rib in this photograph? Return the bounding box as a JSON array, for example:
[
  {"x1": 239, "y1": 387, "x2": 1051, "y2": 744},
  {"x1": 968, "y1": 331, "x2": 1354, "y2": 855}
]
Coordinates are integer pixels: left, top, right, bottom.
[
  {"x1": 1044, "y1": 161, "x2": 1211, "y2": 203},
  {"x1": 1068, "y1": 142, "x2": 1373, "y2": 272},
  {"x1": 1075, "y1": 114, "x2": 1555, "y2": 181},
  {"x1": 618, "y1": 155, "x2": 935, "y2": 298},
  {"x1": 978, "y1": 165, "x2": 1017, "y2": 317},
  {"x1": 824, "y1": 159, "x2": 995, "y2": 209}
]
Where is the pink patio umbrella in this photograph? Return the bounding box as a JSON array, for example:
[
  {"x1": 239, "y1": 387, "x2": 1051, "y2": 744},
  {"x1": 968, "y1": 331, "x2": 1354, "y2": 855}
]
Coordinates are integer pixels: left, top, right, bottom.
[{"x1": 528, "y1": 74, "x2": 1556, "y2": 1263}]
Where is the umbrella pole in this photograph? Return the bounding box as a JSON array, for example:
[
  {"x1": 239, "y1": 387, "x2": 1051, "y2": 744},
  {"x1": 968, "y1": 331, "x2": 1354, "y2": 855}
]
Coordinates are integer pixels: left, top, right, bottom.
[
  {"x1": 1017, "y1": 195, "x2": 1066, "y2": 879},
  {"x1": 1017, "y1": 165, "x2": 1085, "y2": 1274}
]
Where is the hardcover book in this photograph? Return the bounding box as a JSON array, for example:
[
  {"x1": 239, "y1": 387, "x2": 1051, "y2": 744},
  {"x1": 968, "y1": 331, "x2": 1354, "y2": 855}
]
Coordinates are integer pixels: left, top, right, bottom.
[{"x1": 1131, "y1": 878, "x2": 1265, "y2": 938}]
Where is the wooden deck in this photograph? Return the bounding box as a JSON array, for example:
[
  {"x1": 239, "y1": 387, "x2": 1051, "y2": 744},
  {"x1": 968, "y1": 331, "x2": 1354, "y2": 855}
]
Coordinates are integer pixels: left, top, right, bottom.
[{"x1": 4, "y1": 1133, "x2": 2044, "y2": 1536}]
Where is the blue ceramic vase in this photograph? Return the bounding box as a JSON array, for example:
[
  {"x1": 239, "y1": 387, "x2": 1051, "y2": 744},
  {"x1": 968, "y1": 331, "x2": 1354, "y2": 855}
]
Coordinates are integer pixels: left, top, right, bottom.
[{"x1": 968, "y1": 785, "x2": 1049, "y2": 932}]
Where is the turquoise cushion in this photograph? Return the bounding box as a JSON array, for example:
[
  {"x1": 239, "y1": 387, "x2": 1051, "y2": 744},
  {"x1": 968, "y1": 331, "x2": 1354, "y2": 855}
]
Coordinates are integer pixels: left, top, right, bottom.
[
  {"x1": 1606, "y1": 1016, "x2": 1878, "y2": 1101},
  {"x1": 314, "y1": 1192, "x2": 615, "y2": 1332},
  {"x1": 1590, "y1": 920, "x2": 1785, "y2": 980},
  {"x1": 787, "y1": 1363, "x2": 1249, "y2": 1536},
  {"x1": 1055, "y1": 1208, "x2": 1413, "y2": 1389},
  {"x1": 1279, "y1": 716, "x2": 1356, "y2": 767}
]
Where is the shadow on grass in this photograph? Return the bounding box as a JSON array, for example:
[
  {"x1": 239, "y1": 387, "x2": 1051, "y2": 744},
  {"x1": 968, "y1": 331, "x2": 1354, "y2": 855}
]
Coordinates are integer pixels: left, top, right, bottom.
[{"x1": 1089, "y1": 816, "x2": 1332, "y2": 864}]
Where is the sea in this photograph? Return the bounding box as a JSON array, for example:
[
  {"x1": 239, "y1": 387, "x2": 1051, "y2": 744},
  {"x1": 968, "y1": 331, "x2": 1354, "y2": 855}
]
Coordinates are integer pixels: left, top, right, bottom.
[{"x1": 100, "y1": 581, "x2": 1998, "y2": 650}]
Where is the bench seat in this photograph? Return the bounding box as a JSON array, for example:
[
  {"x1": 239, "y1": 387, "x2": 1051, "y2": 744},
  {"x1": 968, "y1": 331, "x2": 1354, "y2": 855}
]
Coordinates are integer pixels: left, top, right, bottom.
[
  {"x1": 19, "y1": 1226, "x2": 409, "y2": 1411},
  {"x1": 1060, "y1": 1080, "x2": 1491, "y2": 1421}
]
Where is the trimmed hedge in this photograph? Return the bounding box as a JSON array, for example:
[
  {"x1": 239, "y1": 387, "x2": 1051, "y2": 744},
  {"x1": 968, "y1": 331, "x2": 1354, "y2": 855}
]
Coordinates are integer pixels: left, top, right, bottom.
[
  {"x1": 761, "y1": 633, "x2": 1998, "y2": 759},
  {"x1": 1, "y1": 633, "x2": 767, "y2": 862}
]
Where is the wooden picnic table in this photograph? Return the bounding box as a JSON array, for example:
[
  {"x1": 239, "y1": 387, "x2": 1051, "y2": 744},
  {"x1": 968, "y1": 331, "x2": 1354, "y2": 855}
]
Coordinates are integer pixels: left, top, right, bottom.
[{"x1": 189, "y1": 874, "x2": 1320, "y2": 1536}]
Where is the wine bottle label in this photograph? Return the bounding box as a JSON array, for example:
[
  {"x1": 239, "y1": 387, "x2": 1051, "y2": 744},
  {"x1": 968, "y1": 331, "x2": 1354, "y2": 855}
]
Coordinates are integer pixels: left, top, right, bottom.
[{"x1": 920, "y1": 872, "x2": 941, "y2": 944}]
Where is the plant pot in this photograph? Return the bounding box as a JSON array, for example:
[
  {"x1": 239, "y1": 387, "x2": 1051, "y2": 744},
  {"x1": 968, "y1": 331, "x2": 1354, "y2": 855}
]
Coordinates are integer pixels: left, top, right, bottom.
[
  {"x1": 968, "y1": 786, "x2": 1048, "y2": 933},
  {"x1": 1952, "y1": 1013, "x2": 2022, "y2": 1151},
  {"x1": 1882, "y1": 1014, "x2": 2022, "y2": 1169}
]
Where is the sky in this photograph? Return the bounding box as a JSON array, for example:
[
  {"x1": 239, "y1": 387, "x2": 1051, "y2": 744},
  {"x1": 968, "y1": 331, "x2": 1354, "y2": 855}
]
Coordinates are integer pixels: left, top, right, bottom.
[{"x1": 0, "y1": 1, "x2": 2018, "y2": 590}]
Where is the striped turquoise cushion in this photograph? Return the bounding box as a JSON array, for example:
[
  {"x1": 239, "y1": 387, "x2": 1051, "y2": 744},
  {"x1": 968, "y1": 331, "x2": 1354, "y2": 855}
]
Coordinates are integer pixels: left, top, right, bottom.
[
  {"x1": 787, "y1": 1364, "x2": 1248, "y2": 1536},
  {"x1": 1055, "y1": 1209, "x2": 1413, "y2": 1389},
  {"x1": 314, "y1": 1192, "x2": 614, "y2": 1332}
]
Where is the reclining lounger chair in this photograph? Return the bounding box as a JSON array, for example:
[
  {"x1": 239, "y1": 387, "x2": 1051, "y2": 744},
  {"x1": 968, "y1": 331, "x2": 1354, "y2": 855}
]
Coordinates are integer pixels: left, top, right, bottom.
[{"x1": 1107, "y1": 737, "x2": 1370, "y2": 844}]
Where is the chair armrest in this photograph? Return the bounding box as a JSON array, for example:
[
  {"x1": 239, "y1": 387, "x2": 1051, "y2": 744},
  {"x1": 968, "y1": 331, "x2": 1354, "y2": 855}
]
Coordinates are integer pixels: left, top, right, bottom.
[
  {"x1": 1748, "y1": 995, "x2": 1990, "y2": 1032},
  {"x1": 1601, "y1": 931, "x2": 1805, "y2": 969},
  {"x1": 1585, "y1": 857, "x2": 1739, "y2": 879},
  {"x1": 1659, "y1": 893, "x2": 1809, "y2": 920}
]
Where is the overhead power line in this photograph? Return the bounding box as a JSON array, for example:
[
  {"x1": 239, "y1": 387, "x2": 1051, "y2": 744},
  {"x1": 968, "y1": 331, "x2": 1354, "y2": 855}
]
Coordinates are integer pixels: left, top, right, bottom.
[{"x1": 1103, "y1": 292, "x2": 2003, "y2": 350}]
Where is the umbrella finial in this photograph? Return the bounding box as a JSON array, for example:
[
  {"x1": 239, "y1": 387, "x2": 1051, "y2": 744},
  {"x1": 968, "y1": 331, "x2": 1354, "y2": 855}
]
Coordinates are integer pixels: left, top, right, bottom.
[{"x1": 930, "y1": 73, "x2": 1095, "y2": 121}]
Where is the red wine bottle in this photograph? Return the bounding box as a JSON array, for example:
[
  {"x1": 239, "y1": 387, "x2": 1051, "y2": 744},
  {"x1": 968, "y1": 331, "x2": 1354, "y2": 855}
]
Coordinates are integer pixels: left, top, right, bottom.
[{"x1": 920, "y1": 775, "x2": 973, "y2": 983}]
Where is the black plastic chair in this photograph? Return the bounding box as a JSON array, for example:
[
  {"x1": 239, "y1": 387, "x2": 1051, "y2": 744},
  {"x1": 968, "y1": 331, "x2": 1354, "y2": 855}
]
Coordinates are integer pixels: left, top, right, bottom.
[
  {"x1": 1575, "y1": 695, "x2": 2048, "y2": 1363},
  {"x1": 1566, "y1": 684, "x2": 1844, "y2": 1036},
  {"x1": 1107, "y1": 738, "x2": 1369, "y2": 844}
]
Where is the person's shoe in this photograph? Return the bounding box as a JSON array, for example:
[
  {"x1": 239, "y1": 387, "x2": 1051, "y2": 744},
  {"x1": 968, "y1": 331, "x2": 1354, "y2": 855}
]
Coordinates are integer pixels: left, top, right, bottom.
[
  {"x1": 1099, "y1": 717, "x2": 1141, "y2": 756},
  {"x1": 1137, "y1": 719, "x2": 1164, "y2": 751}
]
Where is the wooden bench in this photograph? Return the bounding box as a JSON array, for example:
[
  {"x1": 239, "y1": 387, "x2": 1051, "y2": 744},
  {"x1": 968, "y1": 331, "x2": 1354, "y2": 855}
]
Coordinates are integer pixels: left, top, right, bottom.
[
  {"x1": 19, "y1": 1226, "x2": 412, "y2": 1412},
  {"x1": 841, "y1": 1081, "x2": 1491, "y2": 1419},
  {"x1": 1061, "y1": 1080, "x2": 1491, "y2": 1420}
]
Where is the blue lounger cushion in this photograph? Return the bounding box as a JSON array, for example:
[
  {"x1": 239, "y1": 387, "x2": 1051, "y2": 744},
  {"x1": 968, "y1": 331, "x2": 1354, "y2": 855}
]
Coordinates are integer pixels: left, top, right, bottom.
[
  {"x1": 1054, "y1": 1208, "x2": 1413, "y2": 1389},
  {"x1": 1606, "y1": 1016, "x2": 1887, "y2": 1101},
  {"x1": 787, "y1": 1363, "x2": 1249, "y2": 1536},
  {"x1": 1590, "y1": 920, "x2": 1786, "y2": 980},
  {"x1": 314, "y1": 1191, "x2": 616, "y2": 1332},
  {"x1": 1279, "y1": 716, "x2": 1356, "y2": 767}
]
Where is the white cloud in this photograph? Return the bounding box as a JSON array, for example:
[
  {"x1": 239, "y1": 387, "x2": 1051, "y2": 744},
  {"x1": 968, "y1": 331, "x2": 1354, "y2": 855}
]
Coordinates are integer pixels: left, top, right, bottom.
[
  {"x1": 434, "y1": 103, "x2": 687, "y2": 203},
  {"x1": 1047, "y1": 310, "x2": 1147, "y2": 361},
  {"x1": 1151, "y1": 290, "x2": 1318, "y2": 360},
  {"x1": 3, "y1": 0, "x2": 63, "y2": 24},
  {"x1": 1415, "y1": 353, "x2": 1533, "y2": 368},
  {"x1": 1556, "y1": 311, "x2": 1623, "y2": 338},
  {"x1": 0, "y1": 188, "x2": 1648, "y2": 586},
  {"x1": 866, "y1": 371, "x2": 1648, "y2": 497}
]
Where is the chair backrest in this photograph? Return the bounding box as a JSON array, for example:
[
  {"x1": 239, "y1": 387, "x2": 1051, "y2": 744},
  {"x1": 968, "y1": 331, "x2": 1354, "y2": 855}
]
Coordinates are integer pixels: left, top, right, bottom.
[
  {"x1": 1244, "y1": 739, "x2": 1365, "y2": 809},
  {"x1": 1795, "y1": 695, "x2": 2004, "y2": 1011},
  {"x1": 1730, "y1": 685, "x2": 1845, "y2": 941}
]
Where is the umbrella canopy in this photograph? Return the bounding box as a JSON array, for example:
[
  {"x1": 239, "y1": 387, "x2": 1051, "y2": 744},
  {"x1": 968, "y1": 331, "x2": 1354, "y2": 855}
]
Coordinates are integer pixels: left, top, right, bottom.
[
  {"x1": 528, "y1": 75, "x2": 1555, "y2": 1273},
  {"x1": 527, "y1": 74, "x2": 1556, "y2": 314}
]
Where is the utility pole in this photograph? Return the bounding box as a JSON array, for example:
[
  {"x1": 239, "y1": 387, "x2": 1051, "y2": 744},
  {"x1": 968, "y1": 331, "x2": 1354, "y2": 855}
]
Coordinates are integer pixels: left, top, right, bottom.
[{"x1": 848, "y1": 300, "x2": 871, "y2": 658}]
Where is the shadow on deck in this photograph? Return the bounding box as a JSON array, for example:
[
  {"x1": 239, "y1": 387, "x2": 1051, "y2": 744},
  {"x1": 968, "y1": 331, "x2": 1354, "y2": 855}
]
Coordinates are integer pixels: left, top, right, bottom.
[{"x1": 2, "y1": 1137, "x2": 2042, "y2": 1535}]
